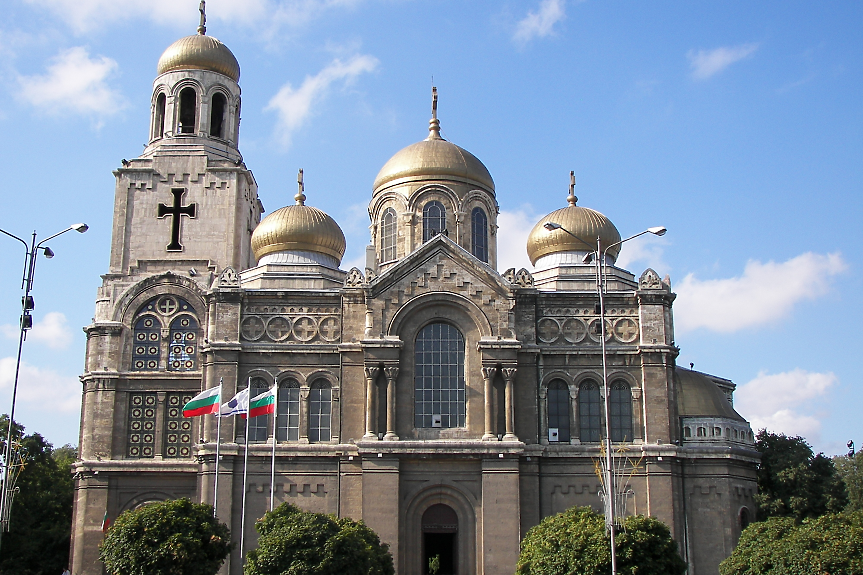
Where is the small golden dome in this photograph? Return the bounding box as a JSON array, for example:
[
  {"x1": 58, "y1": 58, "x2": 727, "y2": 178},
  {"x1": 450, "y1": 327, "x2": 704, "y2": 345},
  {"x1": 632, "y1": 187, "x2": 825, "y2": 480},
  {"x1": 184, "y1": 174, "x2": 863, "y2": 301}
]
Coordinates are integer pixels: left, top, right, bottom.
[
  {"x1": 251, "y1": 178, "x2": 346, "y2": 263},
  {"x1": 157, "y1": 34, "x2": 240, "y2": 82},
  {"x1": 526, "y1": 193, "x2": 621, "y2": 266},
  {"x1": 373, "y1": 91, "x2": 494, "y2": 194}
]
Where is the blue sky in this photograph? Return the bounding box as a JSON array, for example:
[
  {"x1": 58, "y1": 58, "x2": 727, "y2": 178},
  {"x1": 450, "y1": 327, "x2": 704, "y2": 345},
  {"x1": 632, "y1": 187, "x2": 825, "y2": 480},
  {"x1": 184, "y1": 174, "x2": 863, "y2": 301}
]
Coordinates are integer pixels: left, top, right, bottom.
[{"x1": 0, "y1": 0, "x2": 860, "y2": 455}]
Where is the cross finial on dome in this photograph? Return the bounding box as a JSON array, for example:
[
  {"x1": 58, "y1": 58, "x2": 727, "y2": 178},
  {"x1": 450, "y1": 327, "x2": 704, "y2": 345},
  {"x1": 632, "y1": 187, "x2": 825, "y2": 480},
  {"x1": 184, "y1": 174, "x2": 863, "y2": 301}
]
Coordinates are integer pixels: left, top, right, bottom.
[
  {"x1": 295, "y1": 169, "x2": 306, "y2": 205},
  {"x1": 197, "y1": 0, "x2": 207, "y2": 35},
  {"x1": 427, "y1": 86, "x2": 442, "y2": 141},
  {"x1": 567, "y1": 171, "x2": 578, "y2": 206}
]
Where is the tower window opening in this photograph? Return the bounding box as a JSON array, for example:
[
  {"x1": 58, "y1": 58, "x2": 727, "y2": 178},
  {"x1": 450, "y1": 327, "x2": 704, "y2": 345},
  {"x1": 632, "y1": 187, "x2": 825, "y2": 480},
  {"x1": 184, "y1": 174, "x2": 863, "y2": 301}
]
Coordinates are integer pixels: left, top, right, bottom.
[
  {"x1": 178, "y1": 87, "x2": 197, "y2": 134},
  {"x1": 210, "y1": 93, "x2": 226, "y2": 138},
  {"x1": 423, "y1": 201, "x2": 446, "y2": 242},
  {"x1": 153, "y1": 93, "x2": 166, "y2": 139},
  {"x1": 471, "y1": 207, "x2": 488, "y2": 263},
  {"x1": 381, "y1": 208, "x2": 397, "y2": 263}
]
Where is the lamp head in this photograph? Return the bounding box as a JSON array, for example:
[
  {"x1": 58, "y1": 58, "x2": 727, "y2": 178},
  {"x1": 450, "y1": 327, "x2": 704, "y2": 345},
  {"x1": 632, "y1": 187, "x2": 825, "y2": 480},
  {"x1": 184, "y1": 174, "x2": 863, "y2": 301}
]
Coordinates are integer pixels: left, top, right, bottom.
[
  {"x1": 71, "y1": 223, "x2": 89, "y2": 233},
  {"x1": 647, "y1": 226, "x2": 666, "y2": 236},
  {"x1": 43, "y1": 246, "x2": 55, "y2": 259},
  {"x1": 543, "y1": 221, "x2": 562, "y2": 231}
]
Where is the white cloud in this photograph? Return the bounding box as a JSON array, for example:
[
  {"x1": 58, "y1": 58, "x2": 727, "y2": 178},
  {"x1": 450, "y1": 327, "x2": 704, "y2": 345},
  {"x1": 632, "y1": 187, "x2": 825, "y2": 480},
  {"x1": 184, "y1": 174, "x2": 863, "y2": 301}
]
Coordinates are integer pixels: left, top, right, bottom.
[
  {"x1": 0, "y1": 356, "x2": 81, "y2": 413},
  {"x1": 24, "y1": 0, "x2": 360, "y2": 37},
  {"x1": 736, "y1": 369, "x2": 836, "y2": 442},
  {"x1": 2, "y1": 312, "x2": 73, "y2": 350},
  {"x1": 614, "y1": 235, "x2": 668, "y2": 275},
  {"x1": 18, "y1": 47, "x2": 126, "y2": 122},
  {"x1": 687, "y1": 43, "x2": 758, "y2": 80},
  {"x1": 513, "y1": 0, "x2": 566, "y2": 45},
  {"x1": 265, "y1": 54, "x2": 378, "y2": 148},
  {"x1": 497, "y1": 207, "x2": 539, "y2": 272},
  {"x1": 674, "y1": 252, "x2": 846, "y2": 333}
]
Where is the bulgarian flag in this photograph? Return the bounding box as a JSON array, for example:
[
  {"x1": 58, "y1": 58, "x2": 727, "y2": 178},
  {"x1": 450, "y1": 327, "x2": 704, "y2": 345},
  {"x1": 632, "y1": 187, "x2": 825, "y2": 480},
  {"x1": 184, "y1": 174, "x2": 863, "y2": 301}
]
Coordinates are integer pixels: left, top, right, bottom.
[
  {"x1": 246, "y1": 385, "x2": 277, "y2": 418},
  {"x1": 101, "y1": 510, "x2": 111, "y2": 534},
  {"x1": 183, "y1": 385, "x2": 221, "y2": 417}
]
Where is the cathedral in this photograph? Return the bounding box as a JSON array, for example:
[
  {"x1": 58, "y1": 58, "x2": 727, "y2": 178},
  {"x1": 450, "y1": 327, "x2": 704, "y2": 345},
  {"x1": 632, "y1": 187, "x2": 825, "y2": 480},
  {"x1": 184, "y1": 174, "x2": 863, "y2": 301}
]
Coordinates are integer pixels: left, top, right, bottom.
[{"x1": 70, "y1": 19, "x2": 759, "y2": 575}]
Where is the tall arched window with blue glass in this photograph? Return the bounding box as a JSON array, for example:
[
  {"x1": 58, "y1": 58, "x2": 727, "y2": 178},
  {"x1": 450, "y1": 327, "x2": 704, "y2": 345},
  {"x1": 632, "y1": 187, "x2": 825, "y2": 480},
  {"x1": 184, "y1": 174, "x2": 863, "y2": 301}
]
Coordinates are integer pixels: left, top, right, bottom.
[
  {"x1": 414, "y1": 323, "x2": 465, "y2": 428},
  {"x1": 471, "y1": 207, "x2": 488, "y2": 263},
  {"x1": 423, "y1": 200, "x2": 446, "y2": 241}
]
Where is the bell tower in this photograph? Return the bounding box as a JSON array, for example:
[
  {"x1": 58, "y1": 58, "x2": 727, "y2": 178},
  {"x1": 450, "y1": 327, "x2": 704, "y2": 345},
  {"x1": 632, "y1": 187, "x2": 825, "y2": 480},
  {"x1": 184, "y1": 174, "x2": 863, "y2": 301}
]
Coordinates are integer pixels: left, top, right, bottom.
[{"x1": 98, "y1": 5, "x2": 261, "y2": 323}]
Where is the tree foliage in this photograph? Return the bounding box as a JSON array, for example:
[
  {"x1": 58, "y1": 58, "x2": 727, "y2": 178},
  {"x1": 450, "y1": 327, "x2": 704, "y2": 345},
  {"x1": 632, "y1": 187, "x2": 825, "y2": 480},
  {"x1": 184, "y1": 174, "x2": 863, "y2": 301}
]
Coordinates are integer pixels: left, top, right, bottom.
[
  {"x1": 754, "y1": 430, "x2": 847, "y2": 520},
  {"x1": 516, "y1": 506, "x2": 687, "y2": 575},
  {"x1": 0, "y1": 415, "x2": 75, "y2": 575},
  {"x1": 719, "y1": 510, "x2": 863, "y2": 575},
  {"x1": 245, "y1": 503, "x2": 394, "y2": 575},
  {"x1": 834, "y1": 450, "x2": 863, "y2": 512},
  {"x1": 99, "y1": 498, "x2": 231, "y2": 575}
]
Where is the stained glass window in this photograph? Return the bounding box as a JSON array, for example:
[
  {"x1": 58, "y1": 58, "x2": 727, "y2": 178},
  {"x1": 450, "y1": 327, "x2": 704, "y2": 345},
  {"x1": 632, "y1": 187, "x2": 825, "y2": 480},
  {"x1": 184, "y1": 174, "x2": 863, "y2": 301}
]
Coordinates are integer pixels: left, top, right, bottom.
[
  {"x1": 309, "y1": 380, "x2": 332, "y2": 442},
  {"x1": 414, "y1": 323, "x2": 465, "y2": 429},
  {"x1": 128, "y1": 393, "x2": 157, "y2": 458},
  {"x1": 381, "y1": 208, "x2": 397, "y2": 262},
  {"x1": 423, "y1": 201, "x2": 446, "y2": 242},
  {"x1": 164, "y1": 392, "x2": 193, "y2": 458},
  {"x1": 471, "y1": 207, "x2": 488, "y2": 263},
  {"x1": 168, "y1": 315, "x2": 198, "y2": 371},
  {"x1": 547, "y1": 379, "x2": 570, "y2": 442},
  {"x1": 132, "y1": 316, "x2": 161, "y2": 371},
  {"x1": 579, "y1": 380, "x2": 602, "y2": 442},
  {"x1": 277, "y1": 379, "x2": 300, "y2": 442}
]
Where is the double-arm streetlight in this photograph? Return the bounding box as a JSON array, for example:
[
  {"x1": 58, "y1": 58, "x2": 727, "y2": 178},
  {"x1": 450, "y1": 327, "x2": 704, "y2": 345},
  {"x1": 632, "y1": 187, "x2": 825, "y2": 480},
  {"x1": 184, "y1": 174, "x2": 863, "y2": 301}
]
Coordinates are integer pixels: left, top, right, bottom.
[
  {"x1": 0, "y1": 223, "x2": 88, "y2": 550},
  {"x1": 543, "y1": 220, "x2": 665, "y2": 575}
]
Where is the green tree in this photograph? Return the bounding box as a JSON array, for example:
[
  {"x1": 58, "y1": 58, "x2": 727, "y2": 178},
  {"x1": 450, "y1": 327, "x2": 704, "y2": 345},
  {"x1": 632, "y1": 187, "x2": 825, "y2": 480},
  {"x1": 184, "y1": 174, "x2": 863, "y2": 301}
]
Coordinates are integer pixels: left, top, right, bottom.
[
  {"x1": 516, "y1": 506, "x2": 687, "y2": 575},
  {"x1": 99, "y1": 498, "x2": 231, "y2": 575},
  {"x1": 0, "y1": 416, "x2": 75, "y2": 575},
  {"x1": 245, "y1": 503, "x2": 394, "y2": 575},
  {"x1": 720, "y1": 510, "x2": 863, "y2": 575},
  {"x1": 834, "y1": 450, "x2": 863, "y2": 512},
  {"x1": 754, "y1": 430, "x2": 847, "y2": 520}
]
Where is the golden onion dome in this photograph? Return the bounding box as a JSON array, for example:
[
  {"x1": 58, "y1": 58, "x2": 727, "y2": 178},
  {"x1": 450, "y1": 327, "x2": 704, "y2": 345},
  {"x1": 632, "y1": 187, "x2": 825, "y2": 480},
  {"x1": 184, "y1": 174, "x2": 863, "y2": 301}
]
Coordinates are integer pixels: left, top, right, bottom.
[
  {"x1": 373, "y1": 91, "x2": 494, "y2": 194},
  {"x1": 251, "y1": 176, "x2": 346, "y2": 264},
  {"x1": 157, "y1": 33, "x2": 240, "y2": 82},
  {"x1": 526, "y1": 188, "x2": 621, "y2": 266}
]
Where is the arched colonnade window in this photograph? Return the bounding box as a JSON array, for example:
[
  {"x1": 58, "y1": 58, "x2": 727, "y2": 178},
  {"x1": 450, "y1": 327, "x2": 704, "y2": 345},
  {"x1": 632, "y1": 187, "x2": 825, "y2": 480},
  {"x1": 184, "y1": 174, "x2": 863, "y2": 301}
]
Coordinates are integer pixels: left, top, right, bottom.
[
  {"x1": 545, "y1": 377, "x2": 636, "y2": 443},
  {"x1": 243, "y1": 375, "x2": 335, "y2": 443}
]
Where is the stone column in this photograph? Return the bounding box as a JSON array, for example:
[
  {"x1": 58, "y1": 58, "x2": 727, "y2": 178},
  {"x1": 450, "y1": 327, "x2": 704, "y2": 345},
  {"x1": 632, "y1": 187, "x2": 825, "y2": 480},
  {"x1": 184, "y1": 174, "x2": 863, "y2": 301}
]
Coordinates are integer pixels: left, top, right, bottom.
[
  {"x1": 482, "y1": 366, "x2": 497, "y2": 440},
  {"x1": 383, "y1": 366, "x2": 399, "y2": 440},
  {"x1": 363, "y1": 366, "x2": 379, "y2": 439},
  {"x1": 502, "y1": 367, "x2": 517, "y2": 440},
  {"x1": 299, "y1": 386, "x2": 310, "y2": 444}
]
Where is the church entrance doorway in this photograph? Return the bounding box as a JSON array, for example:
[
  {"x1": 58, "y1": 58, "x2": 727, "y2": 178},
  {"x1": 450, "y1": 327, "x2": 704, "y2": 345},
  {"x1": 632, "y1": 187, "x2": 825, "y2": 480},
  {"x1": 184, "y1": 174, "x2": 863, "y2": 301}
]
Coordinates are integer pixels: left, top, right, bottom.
[{"x1": 422, "y1": 503, "x2": 458, "y2": 575}]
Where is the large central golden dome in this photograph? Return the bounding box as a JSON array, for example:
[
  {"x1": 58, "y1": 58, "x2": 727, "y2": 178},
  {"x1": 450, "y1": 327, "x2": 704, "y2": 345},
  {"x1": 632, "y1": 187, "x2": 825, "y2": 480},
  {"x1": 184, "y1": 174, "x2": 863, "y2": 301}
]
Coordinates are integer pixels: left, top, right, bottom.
[
  {"x1": 527, "y1": 193, "x2": 621, "y2": 265},
  {"x1": 373, "y1": 117, "x2": 494, "y2": 194},
  {"x1": 251, "y1": 186, "x2": 346, "y2": 264},
  {"x1": 157, "y1": 33, "x2": 240, "y2": 82}
]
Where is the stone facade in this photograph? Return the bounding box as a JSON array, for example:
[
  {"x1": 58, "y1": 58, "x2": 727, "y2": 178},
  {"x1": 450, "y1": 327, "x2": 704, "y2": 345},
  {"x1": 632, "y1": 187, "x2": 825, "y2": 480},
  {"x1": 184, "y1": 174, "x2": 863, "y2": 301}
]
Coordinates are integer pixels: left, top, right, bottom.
[{"x1": 70, "y1": 30, "x2": 758, "y2": 575}]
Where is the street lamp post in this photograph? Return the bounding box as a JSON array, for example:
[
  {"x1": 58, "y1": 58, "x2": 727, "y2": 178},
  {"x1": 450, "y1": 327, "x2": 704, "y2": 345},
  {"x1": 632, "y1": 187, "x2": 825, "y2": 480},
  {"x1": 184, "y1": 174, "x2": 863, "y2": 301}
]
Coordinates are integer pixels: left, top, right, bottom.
[
  {"x1": 543, "y1": 221, "x2": 665, "y2": 575},
  {"x1": 0, "y1": 223, "x2": 88, "y2": 552}
]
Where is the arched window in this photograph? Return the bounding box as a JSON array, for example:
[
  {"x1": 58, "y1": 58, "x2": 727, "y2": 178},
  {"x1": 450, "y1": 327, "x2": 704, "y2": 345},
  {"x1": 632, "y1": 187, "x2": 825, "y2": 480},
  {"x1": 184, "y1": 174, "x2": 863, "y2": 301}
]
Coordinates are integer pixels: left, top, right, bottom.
[
  {"x1": 277, "y1": 379, "x2": 300, "y2": 441},
  {"x1": 471, "y1": 207, "x2": 488, "y2": 263},
  {"x1": 414, "y1": 323, "x2": 465, "y2": 429},
  {"x1": 309, "y1": 380, "x2": 332, "y2": 442},
  {"x1": 178, "y1": 87, "x2": 197, "y2": 134},
  {"x1": 168, "y1": 315, "x2": 198, "y2": 372},
  {"x1": 153, "y1": 93, "x2": 166, "y2": 139},
  {"x1": 423, "y1": 201, "x2": 446, "y2": 242},
  {"x1": 380, "y1": 207, "x2": 397, "y2": 262},
  {"x1": 547, "y1": 379, "x2": 570, "y2": 442},
  {"x1": 247, "y1": 377, "x2": 270, "y2": 443},
  {"x1": 609, "y1": 380, "x2": 633, "y2": 442},
  {"x1": 578, "y1": 380, "x2": 601, "y2": 442},
  {"x1": 210, "y1": 93, "x2": 226, "y2": 138},
  {"x1": 740, "y1": 507, "x2": 751, "y2": 530},
  {"x1": 132, "y1": 316, "x2": 161, "y2": 371}
]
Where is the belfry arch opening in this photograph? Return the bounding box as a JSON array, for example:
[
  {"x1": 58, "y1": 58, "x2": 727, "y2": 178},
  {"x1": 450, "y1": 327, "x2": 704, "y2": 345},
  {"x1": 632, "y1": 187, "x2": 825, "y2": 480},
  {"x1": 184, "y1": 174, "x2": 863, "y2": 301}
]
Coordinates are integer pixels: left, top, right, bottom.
[
  {"x1": 422, "y1": 503, "x2": 457, "y2": 575},
  {"x1": 210, "y1": 92, "x2": 226, "y2": 138},
  {"x1": 178, "y1": 87, "x2": 197, "y2": 134},
  {"x1": 153, "y1": 93, "x2": 166, "y2": 139}
]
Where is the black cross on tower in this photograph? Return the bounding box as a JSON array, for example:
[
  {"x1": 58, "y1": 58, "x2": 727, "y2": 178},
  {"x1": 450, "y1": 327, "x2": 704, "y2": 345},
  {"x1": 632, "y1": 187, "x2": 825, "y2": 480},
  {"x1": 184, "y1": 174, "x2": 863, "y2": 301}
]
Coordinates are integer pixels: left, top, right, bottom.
[{"x1": 157, "y1": 188, "x2": 197, "y2": 251}]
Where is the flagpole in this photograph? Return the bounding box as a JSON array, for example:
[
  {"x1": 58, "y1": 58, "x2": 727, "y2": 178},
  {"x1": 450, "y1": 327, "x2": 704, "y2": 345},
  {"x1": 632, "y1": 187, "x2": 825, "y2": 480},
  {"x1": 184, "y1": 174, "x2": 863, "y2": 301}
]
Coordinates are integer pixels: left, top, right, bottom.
[
  {"x1": 240, "y1": 378, "x2": 250, "y2": 564},
  {"x1": 270, "y1": 384, "x2": 277, "y2": 512},
  {"x1": 213, "y1": 379, "x2": 222, "y2": 518}
]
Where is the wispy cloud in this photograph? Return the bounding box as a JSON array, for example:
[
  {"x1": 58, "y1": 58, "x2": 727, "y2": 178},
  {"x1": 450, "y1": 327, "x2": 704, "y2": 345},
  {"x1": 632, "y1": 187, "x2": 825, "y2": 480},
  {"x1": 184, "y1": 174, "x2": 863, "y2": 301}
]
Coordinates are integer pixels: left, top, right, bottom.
[
  {"x1": 17, "y1": 47, "x2": 126, "y2": 124},
  {"x1": 266, "y1": 54, "x2": 378, "y2": 148},
  {"x1": 687, "y1": 43, "x2": 758, "y2": 80},
  {"x1": 614, "y1": 234, "x2": 669, "y2": 275},
  {"x1": 513, "y1": 0, "x2": 566, "y2": 45},
  {"x1": 1, "y1": 312, "x2": 74, "y2": 350},
  {"x1": 674, "y1": 252, "x2": 846, "y2": 333},
  {"x1": 736, "y1": 369, "x2": 836, "y2": 443},
  {"x1": 0, "y1": 357, "x2": 81, "y2": 413},
  {"x1": 497, "y1": 207, "x2": 540, "y2": 272}
]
